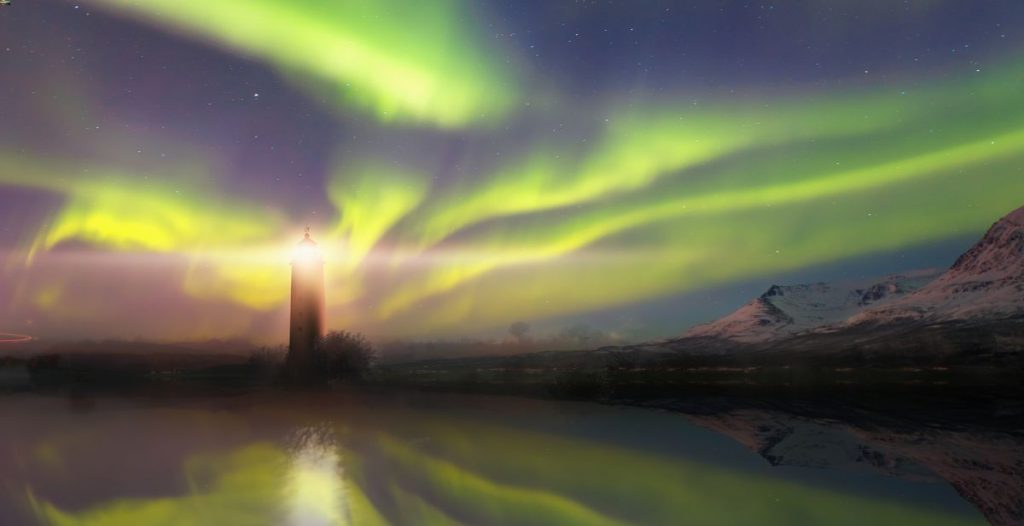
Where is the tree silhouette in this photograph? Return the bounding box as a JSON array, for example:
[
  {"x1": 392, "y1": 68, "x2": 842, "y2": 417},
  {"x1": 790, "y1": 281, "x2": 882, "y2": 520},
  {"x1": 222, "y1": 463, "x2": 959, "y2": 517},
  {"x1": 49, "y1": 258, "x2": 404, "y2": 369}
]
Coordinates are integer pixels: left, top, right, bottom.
[{"x1": 314, "y1": 330, "x2": 377, "y2": 382}]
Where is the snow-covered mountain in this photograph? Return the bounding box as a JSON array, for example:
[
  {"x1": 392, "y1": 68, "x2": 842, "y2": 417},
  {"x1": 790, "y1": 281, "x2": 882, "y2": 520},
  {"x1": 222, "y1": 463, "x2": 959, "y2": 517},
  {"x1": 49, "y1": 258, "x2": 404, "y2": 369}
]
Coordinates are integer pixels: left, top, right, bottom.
[
  {"x1": 684, "y1": 271, "x2": 940, "y2": 343},
  {"x1": 685, "y1": 205, "x2": 1024, "y2": 343},
  {"x1": 851, "y1": 205, "x2": 1024, "y2": 325}
]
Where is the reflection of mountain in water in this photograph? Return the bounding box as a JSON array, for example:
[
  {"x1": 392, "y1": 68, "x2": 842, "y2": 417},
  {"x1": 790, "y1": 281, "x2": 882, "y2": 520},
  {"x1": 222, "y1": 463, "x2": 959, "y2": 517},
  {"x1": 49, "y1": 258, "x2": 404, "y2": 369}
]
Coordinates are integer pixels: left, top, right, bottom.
[{"x1": 646, "y1": 397, "x2": 1024, "y2": 526}]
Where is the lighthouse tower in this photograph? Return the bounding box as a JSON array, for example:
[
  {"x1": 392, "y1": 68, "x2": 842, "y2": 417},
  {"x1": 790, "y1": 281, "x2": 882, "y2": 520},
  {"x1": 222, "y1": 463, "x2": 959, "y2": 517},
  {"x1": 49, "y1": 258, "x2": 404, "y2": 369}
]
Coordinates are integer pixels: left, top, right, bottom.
[{"x1": 288, "y1": 227, "x2": 325, "y2": 370}]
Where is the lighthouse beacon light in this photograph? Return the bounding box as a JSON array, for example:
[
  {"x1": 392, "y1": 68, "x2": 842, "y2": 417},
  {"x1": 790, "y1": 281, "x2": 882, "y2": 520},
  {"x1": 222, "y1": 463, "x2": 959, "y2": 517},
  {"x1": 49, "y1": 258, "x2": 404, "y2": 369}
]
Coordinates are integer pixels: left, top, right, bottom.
[{"x1": 293, "y1": 226, "x2": 321, "y2": 262}]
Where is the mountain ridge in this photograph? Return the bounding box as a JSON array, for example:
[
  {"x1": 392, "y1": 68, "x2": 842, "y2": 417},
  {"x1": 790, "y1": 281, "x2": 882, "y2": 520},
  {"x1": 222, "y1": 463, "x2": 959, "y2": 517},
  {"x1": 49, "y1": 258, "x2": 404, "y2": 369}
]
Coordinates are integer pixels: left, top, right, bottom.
[
  {"x1": 684, "y1": 204, "x2": 1024, "y2": 345},
  {"x1": 684, "y1": 271, "x2": 940, "y2": 343},
  {"x1": 851, "y1": 205, "x2": 1024, "y2": 325}
]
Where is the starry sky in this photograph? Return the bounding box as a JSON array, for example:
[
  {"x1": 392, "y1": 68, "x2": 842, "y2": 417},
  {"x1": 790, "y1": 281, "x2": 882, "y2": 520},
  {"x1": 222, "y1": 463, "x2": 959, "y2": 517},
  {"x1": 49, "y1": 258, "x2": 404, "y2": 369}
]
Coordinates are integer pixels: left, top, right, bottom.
[{"x1": 1, "y1": 0, "x2": 1023, "y2": 343}]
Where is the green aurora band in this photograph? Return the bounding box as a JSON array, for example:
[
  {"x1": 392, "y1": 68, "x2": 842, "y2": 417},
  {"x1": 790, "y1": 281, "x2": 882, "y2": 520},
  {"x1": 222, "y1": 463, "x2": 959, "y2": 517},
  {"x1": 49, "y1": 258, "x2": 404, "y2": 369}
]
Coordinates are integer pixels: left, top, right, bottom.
[{"x1": 78, "y1": 0, "x2": 518, "y2": 128}]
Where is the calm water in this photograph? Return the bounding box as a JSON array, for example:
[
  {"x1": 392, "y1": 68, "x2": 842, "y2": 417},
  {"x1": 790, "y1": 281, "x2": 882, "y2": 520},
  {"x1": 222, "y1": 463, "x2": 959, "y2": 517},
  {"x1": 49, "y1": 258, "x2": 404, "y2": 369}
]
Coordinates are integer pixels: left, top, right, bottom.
[{"x1": 0, "y1": 390, "x2": 1016, "y2": 525}]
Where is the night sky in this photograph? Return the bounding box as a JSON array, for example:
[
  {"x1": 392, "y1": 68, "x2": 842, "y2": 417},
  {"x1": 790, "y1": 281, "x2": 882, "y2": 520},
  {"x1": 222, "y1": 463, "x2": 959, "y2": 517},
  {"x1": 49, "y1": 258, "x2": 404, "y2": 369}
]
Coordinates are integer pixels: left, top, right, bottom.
[{"x1": 2, "y1": 0, "x2": 1023, "y2": 343}]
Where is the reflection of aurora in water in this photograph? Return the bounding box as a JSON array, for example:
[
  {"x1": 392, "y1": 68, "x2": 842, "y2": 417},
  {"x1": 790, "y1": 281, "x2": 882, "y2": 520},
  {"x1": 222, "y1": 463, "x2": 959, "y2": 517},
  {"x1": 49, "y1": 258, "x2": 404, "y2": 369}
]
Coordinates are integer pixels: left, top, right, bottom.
[
  {"x1": 285, "y1": 425, "x2": 350, "y2": 526},
  {"x1": 6, "y1": 393, "x2": 989, "y2": 526}
]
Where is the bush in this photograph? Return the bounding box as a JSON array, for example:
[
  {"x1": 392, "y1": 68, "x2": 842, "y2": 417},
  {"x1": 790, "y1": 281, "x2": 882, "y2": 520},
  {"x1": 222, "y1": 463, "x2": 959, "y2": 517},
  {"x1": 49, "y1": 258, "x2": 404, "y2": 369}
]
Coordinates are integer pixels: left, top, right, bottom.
[{"x1": 313, "y1": 331, "x2": 377, "y2": 383}]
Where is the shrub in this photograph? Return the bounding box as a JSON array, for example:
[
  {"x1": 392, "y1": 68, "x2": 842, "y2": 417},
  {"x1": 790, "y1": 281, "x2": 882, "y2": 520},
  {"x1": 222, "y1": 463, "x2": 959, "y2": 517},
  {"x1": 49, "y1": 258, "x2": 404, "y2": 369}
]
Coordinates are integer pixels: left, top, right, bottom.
[{"x1": 313, "y1": 331, "x2": 377, "y2": 383}]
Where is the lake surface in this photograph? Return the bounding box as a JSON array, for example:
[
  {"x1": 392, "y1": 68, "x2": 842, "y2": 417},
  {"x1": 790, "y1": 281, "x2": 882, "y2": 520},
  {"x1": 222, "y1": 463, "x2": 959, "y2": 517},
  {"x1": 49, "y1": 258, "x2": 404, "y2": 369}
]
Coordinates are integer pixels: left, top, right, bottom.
[{"x1": 0, "y1": 390, "x2": 1017, "y2": 525}]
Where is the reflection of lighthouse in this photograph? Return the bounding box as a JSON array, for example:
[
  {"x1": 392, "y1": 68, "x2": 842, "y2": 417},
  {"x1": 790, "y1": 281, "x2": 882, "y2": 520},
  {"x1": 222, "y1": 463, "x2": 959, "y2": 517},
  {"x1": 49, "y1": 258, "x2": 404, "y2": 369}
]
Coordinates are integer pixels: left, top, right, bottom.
[{"x1": 288, "y1": 228, "x2": 325, "y2": 371}]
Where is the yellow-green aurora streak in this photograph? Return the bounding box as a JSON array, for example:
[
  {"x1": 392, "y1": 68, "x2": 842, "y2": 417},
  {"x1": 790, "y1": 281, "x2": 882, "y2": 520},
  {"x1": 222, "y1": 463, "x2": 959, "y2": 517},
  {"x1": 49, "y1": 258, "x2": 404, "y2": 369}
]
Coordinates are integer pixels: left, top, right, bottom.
[
  {"x1": 0, "y1": 155, "x2": 283, "y2": 258},
  {"x1": 79, "y1": 0, "x2": 518, "y2": 128}
]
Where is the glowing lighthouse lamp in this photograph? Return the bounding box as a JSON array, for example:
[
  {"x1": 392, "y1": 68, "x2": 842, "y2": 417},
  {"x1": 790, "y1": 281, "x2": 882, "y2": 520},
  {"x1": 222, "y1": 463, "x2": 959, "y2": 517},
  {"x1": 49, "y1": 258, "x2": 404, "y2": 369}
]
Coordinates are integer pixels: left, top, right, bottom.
[{"x1": 288, "y1": 227, "x2": 325, "y2": 374}]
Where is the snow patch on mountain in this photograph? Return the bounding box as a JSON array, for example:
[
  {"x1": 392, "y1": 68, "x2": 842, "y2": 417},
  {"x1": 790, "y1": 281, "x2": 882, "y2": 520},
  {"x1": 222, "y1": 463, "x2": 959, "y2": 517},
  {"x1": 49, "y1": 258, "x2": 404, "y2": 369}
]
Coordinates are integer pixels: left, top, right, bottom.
[
  {"x1": 851, "y1": 205, "x2": 1024, "y2": 325},
  {"x1": 684, "y1": 270, "x2": 940, "y2": 343}
]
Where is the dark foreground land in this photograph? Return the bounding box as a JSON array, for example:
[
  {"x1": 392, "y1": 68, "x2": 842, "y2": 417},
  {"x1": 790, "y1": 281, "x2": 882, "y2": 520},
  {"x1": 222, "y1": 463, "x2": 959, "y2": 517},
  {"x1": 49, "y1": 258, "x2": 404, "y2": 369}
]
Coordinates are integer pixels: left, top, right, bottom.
[
  {"x1": 3, "y1": 348, "x2": 1023, "y2": 403},
  {"x1": 2, "y1": 317, "x2": 1023, "y2": 398}
]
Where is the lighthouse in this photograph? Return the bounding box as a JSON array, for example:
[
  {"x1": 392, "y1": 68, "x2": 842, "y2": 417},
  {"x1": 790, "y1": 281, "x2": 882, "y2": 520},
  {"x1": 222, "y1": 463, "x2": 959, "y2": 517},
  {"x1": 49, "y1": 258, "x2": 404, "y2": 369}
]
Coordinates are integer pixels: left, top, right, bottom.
[{"x1": 287, "y1": 227, "x2": 325, "y2": 373}]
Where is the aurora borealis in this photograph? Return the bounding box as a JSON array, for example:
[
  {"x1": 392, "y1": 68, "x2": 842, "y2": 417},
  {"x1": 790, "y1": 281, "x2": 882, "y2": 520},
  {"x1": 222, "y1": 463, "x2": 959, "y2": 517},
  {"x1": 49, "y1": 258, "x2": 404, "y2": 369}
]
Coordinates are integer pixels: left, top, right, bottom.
[{"x1": 2, "y1": 1, "x2": 1024, "y2": 342}]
